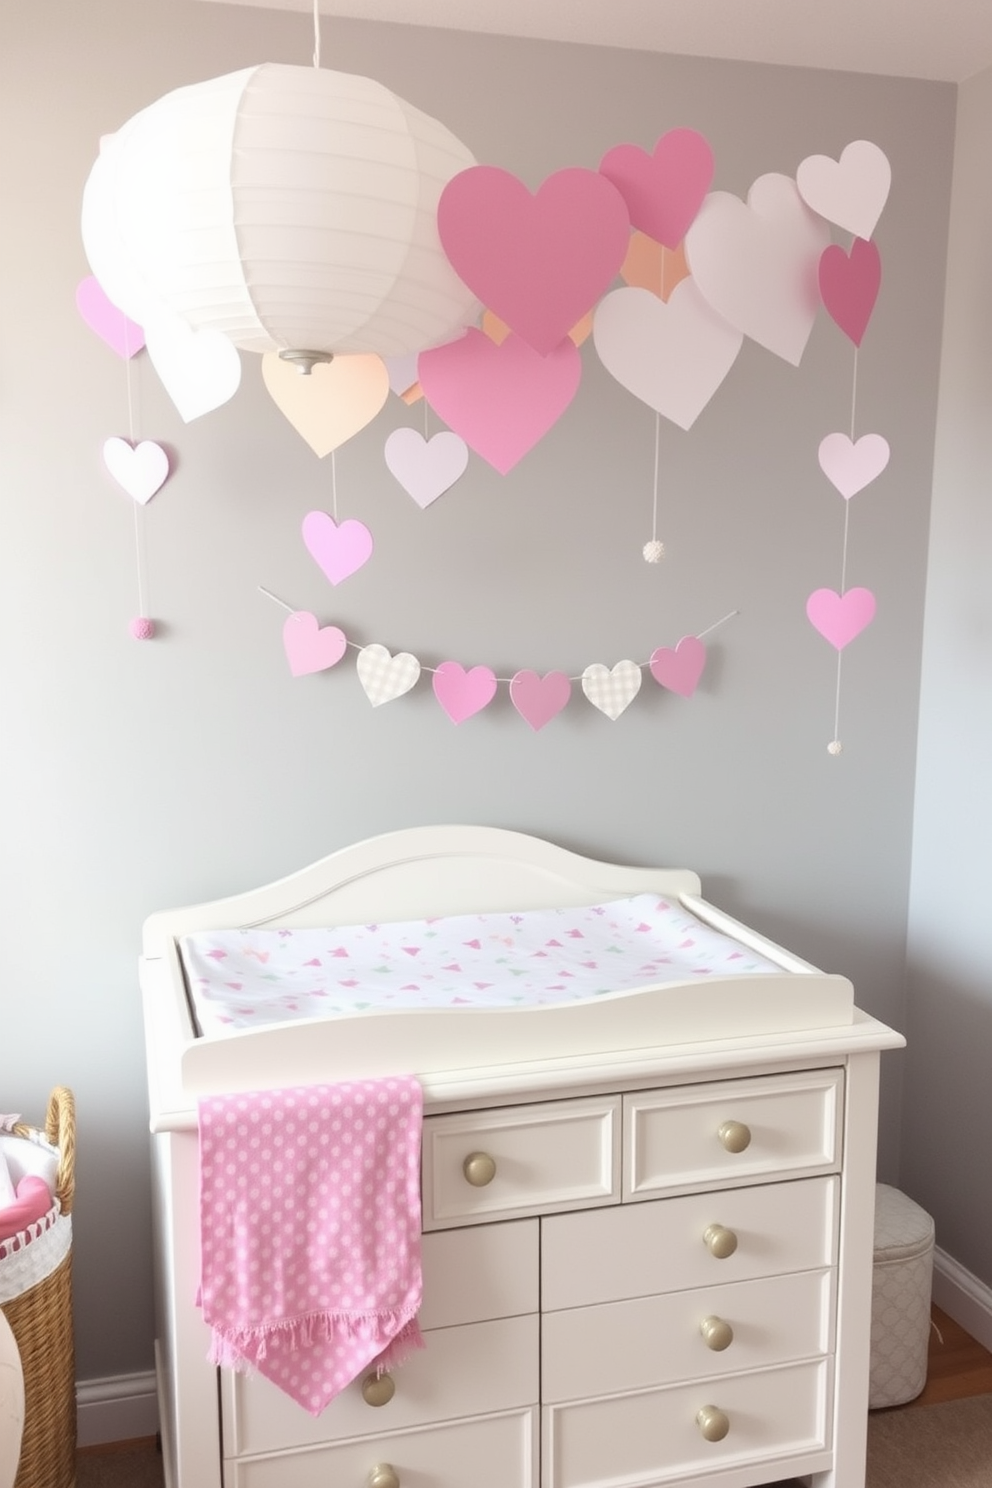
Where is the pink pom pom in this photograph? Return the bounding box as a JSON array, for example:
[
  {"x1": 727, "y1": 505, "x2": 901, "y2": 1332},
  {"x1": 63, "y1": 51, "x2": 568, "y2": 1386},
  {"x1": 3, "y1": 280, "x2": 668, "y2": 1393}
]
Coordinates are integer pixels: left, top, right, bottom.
[{"x1": 130, "y1": 617, "x2": 155, "y2": 640}]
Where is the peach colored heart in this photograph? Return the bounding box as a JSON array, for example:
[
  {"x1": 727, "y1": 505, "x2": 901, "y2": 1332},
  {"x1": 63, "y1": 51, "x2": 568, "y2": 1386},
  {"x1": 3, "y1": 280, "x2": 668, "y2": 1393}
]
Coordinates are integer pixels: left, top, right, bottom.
[
  {"x1": 482, "y1": 308, "x2": 593, "y2": 348},
  {"x1": 262, "y1": 352, "x2": 390, "y2": 457},
  {"x1": 620, "y1": 233, "x2": 690, "y2": 302}
]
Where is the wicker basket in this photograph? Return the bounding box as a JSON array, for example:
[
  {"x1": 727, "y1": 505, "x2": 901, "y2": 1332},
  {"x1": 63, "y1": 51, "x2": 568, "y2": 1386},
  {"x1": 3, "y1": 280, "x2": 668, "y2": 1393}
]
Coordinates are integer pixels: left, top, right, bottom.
[{"x1": 0, "y1": 1088, "x2": 76, "y2": 1488}]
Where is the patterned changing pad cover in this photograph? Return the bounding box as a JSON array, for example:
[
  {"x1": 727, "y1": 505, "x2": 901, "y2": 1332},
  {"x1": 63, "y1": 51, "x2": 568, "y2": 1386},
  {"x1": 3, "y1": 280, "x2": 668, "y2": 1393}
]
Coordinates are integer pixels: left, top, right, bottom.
[{"x1": 180, "y1": 895, "x2": 787, "y2": 1036}]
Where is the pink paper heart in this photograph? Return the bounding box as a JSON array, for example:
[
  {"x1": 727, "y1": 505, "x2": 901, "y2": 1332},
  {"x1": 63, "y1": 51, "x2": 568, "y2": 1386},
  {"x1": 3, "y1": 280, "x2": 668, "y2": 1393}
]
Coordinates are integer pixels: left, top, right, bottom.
[
  {"x1": 282, "y1": 612, "x2": 347, "y2": 677},
  {"x1": 819, "y1": 237, "x2": 881, "y2": 347},
  {"x1": 76, "y1": 276, "x2": 145, "y2": 358},
  {"x1": 438, "y1": 165, "x2": 630, "y2": 355},
  {"x1": 102, "y1": 437, "x2": 170, "y2": 504},
  {"x1": 806, "y1": 587, "x2": 876, "y2": 649},
  {"x1": 818, "y1": 432, "x2": 890, "y2": 498},
  {"x1": 384, "y1": 428, "x2": 469, "y2": 508},
  {"x1": 432, "y1": 662, "x2": 498, "y2": 724},
  {"x1": 419, "y1": 328, "x2": 581, "y2": 474},
  {"x1": 796, "y1": 140, "x2": 891, "y2": 241},
  {"x1": 649, "y1": 636, "x2": 707, "y2": 697},
  {"x1": 302, "y1": 511, "x2": 374, "y2": 585},
  {"x1": 599, "y1": 128, "x2": 714, "y2": 249},
  {"x1": 509, "y1": 670, "x2": 572, "y2": 731}
]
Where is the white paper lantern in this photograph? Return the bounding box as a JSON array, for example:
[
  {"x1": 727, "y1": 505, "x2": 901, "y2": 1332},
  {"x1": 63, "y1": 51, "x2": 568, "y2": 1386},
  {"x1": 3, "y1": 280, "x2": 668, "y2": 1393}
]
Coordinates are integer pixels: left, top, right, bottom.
[{"x1": 81, "y1": 64, "x2": 481, "y2": 361}]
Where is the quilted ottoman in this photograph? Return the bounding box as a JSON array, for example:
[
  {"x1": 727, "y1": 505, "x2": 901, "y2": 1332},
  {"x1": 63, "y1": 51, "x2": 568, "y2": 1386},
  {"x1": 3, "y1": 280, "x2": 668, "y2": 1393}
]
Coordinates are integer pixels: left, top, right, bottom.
[{"x1": 869, "y1": 1183, "x2": 935, "y2": 1408}]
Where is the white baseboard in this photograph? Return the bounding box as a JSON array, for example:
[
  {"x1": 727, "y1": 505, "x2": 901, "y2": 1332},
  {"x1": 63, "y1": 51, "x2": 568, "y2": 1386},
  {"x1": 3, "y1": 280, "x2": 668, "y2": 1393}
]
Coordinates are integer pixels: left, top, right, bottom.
[
  {"x1": 76, "y1": 1370, "x2": 159, "y2": 1447},
  {"x1": 932, "y1": 1246, "x2": 992, "y2": 1353}
]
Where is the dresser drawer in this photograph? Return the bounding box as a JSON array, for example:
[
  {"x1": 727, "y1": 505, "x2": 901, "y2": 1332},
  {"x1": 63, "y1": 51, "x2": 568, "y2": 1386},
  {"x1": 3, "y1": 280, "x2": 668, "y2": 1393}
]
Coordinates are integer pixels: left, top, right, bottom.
[
  {"x1": 224, "y1": 1406, "x2": 539, "y2": 1488},
  {"x1": 542, "y1": 1175, "x2": 838, "y2": 1310},
  {"x1": 543, "y1": 1358, "x2": 831, "y2": 1488},
  {"x1": 420, "y1": 1219, "x2": 539, "y2": 1330},
  {"x1": 542, "y1": 1268, "x2": 834, "y2": 1401},
  {"x1": 421, "y1": 1096, "x2": 620, "y2": 1229},
  {"x1": 222, "y1": 1315, "x2": 538, "y2": 1457},
  {"x1": 624, "y1": 1069, "x2": 844, "y2": 1198}
]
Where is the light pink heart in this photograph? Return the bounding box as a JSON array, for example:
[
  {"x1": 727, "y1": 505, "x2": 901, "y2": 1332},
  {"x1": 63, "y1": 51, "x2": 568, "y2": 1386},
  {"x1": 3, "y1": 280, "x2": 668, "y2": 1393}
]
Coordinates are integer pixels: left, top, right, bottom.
[
  {"x1": 102, "y1": 437, "x2": 169, "y2": 504},
  {"x1": 818, "y1": 432, "x2": 890, "y2": 498},
  {"x1": 819, "y1": 237, "x2": 881, "y2": 347},
  {"x1": 593, "y1": 281, "x2": 742, "y2": 430},
  {"x1": 438, "y1": 165, "x2": 630, "y2": 355},
  {"x1": 649, "y1": 636, "x2": 707, "y2": 697},
  {"x1": 419, "y1": 328, "x2": 582, "y2": 474},
  {"x1": 302, "y1": 511, "x2": 374, "y2": 585},
  {"x1": 432, "y1": 662, "x2": 498, "y2": 724},
  {"x1": 796, "y1": 140, "x2": 891, "y2": 241},
  {"x1": 76, "y1": 276, "x2": 145, "y2": 358},
  {"x1": 282, "y1": 612, "x2": 347, "y2": 677},
  {"x1": 599, "y1": 128, "x2": 714, "y2": 249},
  {"x1": 806, "y1": 587, "x2": 876, "y2": 649},
  {"x1": 509, "y1": 670, "x2": 572, "y2": 731},
  {"x1": 685, "y1": 174, "x2": 832, "y2": 366},
  {"x1": 384, "y1": 428, "x2": 469, "y2": 508}
]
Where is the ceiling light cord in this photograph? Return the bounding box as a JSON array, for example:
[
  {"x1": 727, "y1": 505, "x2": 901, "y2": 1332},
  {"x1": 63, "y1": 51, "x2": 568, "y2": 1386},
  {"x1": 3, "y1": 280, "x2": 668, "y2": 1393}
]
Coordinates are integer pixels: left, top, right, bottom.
[{"x1": 312, "y1": 0, "x2": 321, "y2": 68}]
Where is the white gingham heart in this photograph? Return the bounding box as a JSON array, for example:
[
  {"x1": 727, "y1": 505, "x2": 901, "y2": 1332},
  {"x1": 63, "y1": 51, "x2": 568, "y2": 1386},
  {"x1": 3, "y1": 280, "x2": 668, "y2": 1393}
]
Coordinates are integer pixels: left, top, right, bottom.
[
  {"x1": 356, "y1": 644, "x2": 422, "y2": 707},
  {"x1": 581, "y1": 660, "x2": 642, "y2": 720}
]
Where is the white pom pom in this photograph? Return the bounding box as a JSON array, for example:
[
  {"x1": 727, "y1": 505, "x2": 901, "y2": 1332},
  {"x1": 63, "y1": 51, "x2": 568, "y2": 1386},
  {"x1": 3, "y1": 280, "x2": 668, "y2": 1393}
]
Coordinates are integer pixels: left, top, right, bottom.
[
  {"x1": 642, "y1": 539, "x2": 665, "y2": 564},
  {"x1": 827, "y1": 739, "x2": 843, "y2": 756}
]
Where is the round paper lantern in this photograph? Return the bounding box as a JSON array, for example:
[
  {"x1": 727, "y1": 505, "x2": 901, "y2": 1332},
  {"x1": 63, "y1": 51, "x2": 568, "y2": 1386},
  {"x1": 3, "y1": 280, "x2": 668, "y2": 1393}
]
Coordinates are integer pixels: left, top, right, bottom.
[{"x1": 81, "y1": 64, "x2": 481, "y2": 361}]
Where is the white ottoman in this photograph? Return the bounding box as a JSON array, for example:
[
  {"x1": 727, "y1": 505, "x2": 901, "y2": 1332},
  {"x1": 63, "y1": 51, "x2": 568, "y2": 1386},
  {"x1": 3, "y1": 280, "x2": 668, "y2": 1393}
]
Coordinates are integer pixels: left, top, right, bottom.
[{"x1": 869, "y1": 1182, "x2": 935, "y2": 1409}]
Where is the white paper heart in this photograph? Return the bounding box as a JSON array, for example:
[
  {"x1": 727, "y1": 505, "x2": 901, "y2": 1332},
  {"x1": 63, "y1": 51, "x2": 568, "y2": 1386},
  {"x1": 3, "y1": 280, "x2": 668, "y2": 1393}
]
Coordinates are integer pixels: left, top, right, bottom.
[
  {"x1": 145, "y1": 315, "x2": 242, "y2": 423},
  {"x1": 796, "y1": 140, "x2": 891, "y2": 241},
  {"x1": 385, "y1": 352, "x2": 421, "y2": 398},
  {"x1": 685, "y1": 174, "x2": 832, "y2": 366},
  {"x1": 818, "y1": 432, "x2": 890, "y2": 498},
  {"x1": 581, "y1": 660, "x2": 642, "y2": 720},
  {"x1": 384, "y1": 428, "x2": 470, "y2": 508},
  {"x1": 593, "y1": 281, "x2": 742, "y2": 430},
  {"x1": 102, "y1": 437, "x2": 170, "y2": 504},
  {"x1": 356, "y1": 644, "x2": 422, "y2": 706}
]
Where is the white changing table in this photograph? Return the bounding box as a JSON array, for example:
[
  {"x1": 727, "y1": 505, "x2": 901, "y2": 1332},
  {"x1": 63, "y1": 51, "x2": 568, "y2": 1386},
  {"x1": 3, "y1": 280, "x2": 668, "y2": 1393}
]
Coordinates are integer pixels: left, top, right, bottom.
[{"x1": 140, "y1": 825, "x2": 904, "y2": 1488}]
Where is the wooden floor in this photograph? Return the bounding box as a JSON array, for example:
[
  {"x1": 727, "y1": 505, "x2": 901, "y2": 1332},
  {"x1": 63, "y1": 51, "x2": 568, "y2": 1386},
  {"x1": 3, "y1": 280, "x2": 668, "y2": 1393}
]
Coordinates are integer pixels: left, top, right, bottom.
[{"x1": 906, "y1": 1304, "x2": 992, "y2": 1407}]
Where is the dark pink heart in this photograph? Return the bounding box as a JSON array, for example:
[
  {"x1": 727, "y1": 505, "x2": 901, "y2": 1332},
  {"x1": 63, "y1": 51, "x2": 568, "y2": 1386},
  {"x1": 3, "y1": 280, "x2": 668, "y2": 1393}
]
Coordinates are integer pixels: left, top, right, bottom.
[
  {"x1": 819, "y1": 237, "x2": 881, "y2": 347},
  {"x1": 76, "y1": 275, "x2": 145, "y2": 358},
  {"x1": 419, "y1": 328, "x2": 582, "y2": 474},
  {"x1": 600, "y1": 129, "x2": 714, "y2": 249},
  {"x1": 438, "y1": 165, "x2": 630, "y2": 355},
  {"x1": 509, "y1": 670, "x2": 572, "y2": 731},
  {"x1": 432, "y1": 662, "x2": 498, "y2": 724},
  {"x1": 649, "y1": 636, "x2": 707, "y2": 697}
]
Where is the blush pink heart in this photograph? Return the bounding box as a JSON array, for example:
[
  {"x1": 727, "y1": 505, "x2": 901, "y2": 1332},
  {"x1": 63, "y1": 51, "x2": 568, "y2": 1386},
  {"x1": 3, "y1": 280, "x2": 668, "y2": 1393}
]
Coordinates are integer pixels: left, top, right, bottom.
[
  {"x1": 282, "y1": 612, "x2": 347, "y2": 677},
  {"x1": 419, "y1": 328, "x2": 582, "y2": 474},
  {"x1": 384, "y1": 428, "x2": 469, "y2": 508},
  {"x1": 806, "y1": 588, "x2": 876, "y2": 650},
  {"x1": 649, "y1": 636, "x2": 707, "y2": 697},
  {"x1": 302, "y1": 511, "x2": 374, "y2": 585},
  {"x1": 599, "y1": 128, "x2": 714, "y2": 249},
  {"x1": 819, "y1": 237, "x2": 881, "y2": 347},
  {"x1": 76, "y1": 275, "x2": 145, "y2": 358},
  {"x1": 818, "y1": 432, "x2": 890, "y2": 498},
  {"x1": 438, "y1": 165, "x2": 630, "y2": 355},
  {"x1": 509, "y1": 670, "x2": 572, "y2": 731},
  {"x1": 432, "y1": 662, "x2": 498, "y2": 724}
]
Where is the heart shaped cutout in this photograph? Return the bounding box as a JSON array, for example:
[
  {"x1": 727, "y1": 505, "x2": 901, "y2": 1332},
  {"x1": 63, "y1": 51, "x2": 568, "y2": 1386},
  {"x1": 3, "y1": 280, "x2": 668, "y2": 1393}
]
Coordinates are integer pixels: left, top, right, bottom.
[
  {"x1": 620, "y1": 234, "x2": 690, "y2": 300},
  {"x1": 145, "y1": 316, "x2": 242, "y2": 422},
  {"x1": 76, "y1": 276, "x2": 145, "y2": 358},
  {"x1": 509, "y1": 670, "x2": 572, "y2": 731},
  {"x1": 282, "y1": 612, "x2": 348, "y2": 676},
  {"x1": 819, "y1": 237, "x2": 881, "y2": 347},
  {"x1": 806, "y1": 588, "x2": 876, "y2": 650},
  {"x1": 384, "y1": 429, "x2": 470, "y2": 508},
  {"x1": 102, "y1": 437, "x2": 169, "y2": 504},
  {"x1": 302, "y1": 512, "x2": 374, "y2": 585},
  {"x1": 432, "y1": 662, "x2": 498, "y2": 724},
  {"x1": 356, "y1": 645, "x2": 422, "y2": 706},
  {"x1": 649, "y1": 636, "x2": 706, "y2": 697},
  {"x1": 600, "y1": 128, "x2": 714, "y2": 248},
  {"x1": 581, "y1": 661, "x2": 642, "y2": 720},
  {"x1": 438, "y1": 165, "x2": 630, "y2": 355},
  {"x1": 796, "y1": 140, "x2": 891, "y2": 241},
  {"x1": 818, "y1": 432, "x2": 890, "y2": 498},
  {"x1": 262, "y1": 352, "x2": 389, "y2": 457}
]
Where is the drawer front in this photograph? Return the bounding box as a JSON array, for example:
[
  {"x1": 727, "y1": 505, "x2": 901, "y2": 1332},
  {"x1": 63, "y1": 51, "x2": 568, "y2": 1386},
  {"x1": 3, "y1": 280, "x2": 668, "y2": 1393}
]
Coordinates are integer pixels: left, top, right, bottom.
[
  {"x1": 225, "y1": 1406, "x2": 538, "y2": 1488},
  {"x1": 420, "y1": 1219, "x2": 539, "y2": 1330},
  {"x1": 542, "y1": 1175, "x2": 838, "y2": 1311},
  {"x1": 222, "y1": 1315, "x2": 538, "y2": 1457},
  {"x1": 624, "y1": 1069, "x2": 844, "y2": 1199},
  {"x1": 422, "y1": 1097, "x2": 620, "y2": 1229},
  {"x1": 542, "y1": 1268, "x2": 834, "y2": 1401},
  {"x1": 543, "y1": 1358, "x2": 831, "y2": 1488}
]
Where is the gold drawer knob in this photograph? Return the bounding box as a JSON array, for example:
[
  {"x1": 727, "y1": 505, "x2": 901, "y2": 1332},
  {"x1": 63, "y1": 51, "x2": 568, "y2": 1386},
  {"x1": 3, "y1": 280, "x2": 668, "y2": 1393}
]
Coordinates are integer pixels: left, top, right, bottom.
[
  {"x1": 703, "y1": 1223, "x2": 738, "y2": 1259},
  {"x1": 462, "y1": 1151, "x2": 497, "y2": 1187},
  {"x1": 699, "y1": 1315, "x2": 734, "y2": 1351},
  {"x1": 717, "y1": 1119, "x2": 752, "y2": 1153},
  {"x1": 361, "y1": 1371, "x2": 395, "y2": 1407},
  {"x1": 367, "y1": 1467, "x2": 400, "y2": 1488},
  {"x1": 696, "y1": 1405, "x2": 730, "y2": 1442}
]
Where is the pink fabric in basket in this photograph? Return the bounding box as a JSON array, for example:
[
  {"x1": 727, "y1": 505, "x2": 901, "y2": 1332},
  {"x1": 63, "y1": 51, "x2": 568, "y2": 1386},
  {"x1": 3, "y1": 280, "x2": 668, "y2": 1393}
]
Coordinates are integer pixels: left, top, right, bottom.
[{"x1": 197, "y1": 1078, "x2": 424, "y2": 1415}]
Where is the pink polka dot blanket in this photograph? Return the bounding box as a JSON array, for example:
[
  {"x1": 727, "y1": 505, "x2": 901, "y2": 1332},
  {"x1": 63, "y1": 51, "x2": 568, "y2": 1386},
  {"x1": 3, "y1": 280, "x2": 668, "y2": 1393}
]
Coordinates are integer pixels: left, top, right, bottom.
[{"x1": 197, "y1": 1078, "x2": 424, "y2": 1415}]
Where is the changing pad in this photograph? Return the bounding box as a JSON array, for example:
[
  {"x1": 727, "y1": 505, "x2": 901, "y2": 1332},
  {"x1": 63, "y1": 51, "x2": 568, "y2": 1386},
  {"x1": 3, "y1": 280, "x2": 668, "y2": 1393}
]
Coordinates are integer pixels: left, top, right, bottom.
[{"x1": 180, "y1": 895, "x2": 787, "y2": 1036}]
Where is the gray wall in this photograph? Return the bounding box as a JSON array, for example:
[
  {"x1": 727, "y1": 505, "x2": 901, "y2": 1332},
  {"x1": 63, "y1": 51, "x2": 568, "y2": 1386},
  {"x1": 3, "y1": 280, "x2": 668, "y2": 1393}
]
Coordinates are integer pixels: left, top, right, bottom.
[
  {"x1": 1, "y1": 1, "x2": 955, "y2": 1381},
  {"x1": 904, "y1": 65, "x2": 992, "y2": 1284}
]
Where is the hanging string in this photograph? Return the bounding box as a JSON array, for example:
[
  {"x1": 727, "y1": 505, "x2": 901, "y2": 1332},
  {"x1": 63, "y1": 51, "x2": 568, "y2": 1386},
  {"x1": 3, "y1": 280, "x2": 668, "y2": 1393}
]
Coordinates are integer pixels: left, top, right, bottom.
[
  {"x1": 312, "y1": 0, "x2": 321, "y2": 68},
  {"x1": 330, "y1": 449, "x2": 338, "y2": 520},
  {"x1": 827, "y1": 341, "x2": 861, "y2": 757},
  {"x1": 124, "y1": 328, "x2": 151, "y2": 629}
]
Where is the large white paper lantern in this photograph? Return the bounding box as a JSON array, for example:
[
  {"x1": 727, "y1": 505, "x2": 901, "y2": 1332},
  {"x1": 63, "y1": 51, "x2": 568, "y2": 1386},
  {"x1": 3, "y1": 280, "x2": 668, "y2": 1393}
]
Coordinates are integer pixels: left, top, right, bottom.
[{"x1": 81, "y1": 63, "x2": 481, "y2": 362}]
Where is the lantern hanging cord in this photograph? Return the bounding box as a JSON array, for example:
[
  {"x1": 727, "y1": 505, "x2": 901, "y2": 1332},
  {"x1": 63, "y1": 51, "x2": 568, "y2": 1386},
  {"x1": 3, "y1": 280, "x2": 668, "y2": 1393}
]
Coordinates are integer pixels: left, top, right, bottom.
[{"x1": 312, "y1": 0, "x2": 321, "y2": 67}]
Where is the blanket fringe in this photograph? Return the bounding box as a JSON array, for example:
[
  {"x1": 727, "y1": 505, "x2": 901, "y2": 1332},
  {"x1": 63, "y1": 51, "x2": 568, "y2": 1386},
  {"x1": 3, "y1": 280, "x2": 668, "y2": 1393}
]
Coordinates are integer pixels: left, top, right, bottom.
[{"x1": 208, "y1": 1307, "x2": 424, "y2": 1374}]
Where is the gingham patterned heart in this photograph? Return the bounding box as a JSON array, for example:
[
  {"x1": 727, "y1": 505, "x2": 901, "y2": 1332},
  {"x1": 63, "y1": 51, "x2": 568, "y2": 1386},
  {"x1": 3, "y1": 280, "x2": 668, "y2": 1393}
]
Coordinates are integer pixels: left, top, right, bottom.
[
  {"x1": 356, "y1": 644, "x2": 422, "y2": 706},
  {"x1": 581, "y1": 660, "x2": 642, "y2": 720}
]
